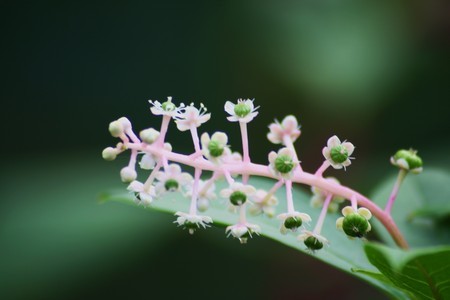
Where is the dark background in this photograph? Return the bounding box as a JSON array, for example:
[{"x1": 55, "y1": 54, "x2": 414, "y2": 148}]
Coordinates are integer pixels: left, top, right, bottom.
[{"x1": 1, "y1": 1, "x2": 449, "y2": 299}]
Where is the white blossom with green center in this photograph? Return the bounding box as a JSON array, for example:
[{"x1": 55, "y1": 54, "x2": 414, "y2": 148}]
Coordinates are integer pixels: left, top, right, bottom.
[
  {"x1": 154, "y1": 164, "x2": 193, "y2": 195},
  {"x1": 220, "y1": 182, "x2": 256, "y2": 206},
  {"x1": 149, "y1": 96, "x2": 183, "y2": 117},
  {"x1": 267, "y1": 115, "x2": 301, "y2": 145},
  {"x1": 200, "y1": 132, "x2": 230, "y2": 163},
  {"x1": 268, "y1": 147, "x2": 298, "y2": 179},
  {"x1": 224, "y1": 99, "x2": 259, "y2": 123},
  {"x1": 127, "y1": 180, "x2": 156, "y2": 206},
  {"x1": 175, "y1": 212, "x2": 212, "y2": 235},
  {"x1": 225, "y1": 222, "x2": 260, "y2": 244},
  {"x1": 322, "y1": 135, "x2": 355, "y2": 169},
  {"x1": 277, "y1": 211, "x2": 312, "y2": 234}
]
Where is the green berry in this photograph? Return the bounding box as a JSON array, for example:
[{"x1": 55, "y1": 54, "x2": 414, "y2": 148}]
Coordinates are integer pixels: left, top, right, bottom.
[
  {"x1": 184, "y1": 221, "x2": 198, "y2": 230},
  {"x1": 230, "y1": 191, "x2": 247, "y2": 206},
  {"x1": 208, "y1": 140, "x2": 224, "y2": 157},
  {"x1": 330, "y1": 145, "x2": 349, "y2": 164},
  {"x1": 394, "y1": 149, "x2": 423, "y2": 170},
  {"x1": 164, "y1": 179, "x2": 179, "y2": 191},
  {"x1": 304, "y1": 236, "x2": 323, "y2": 250},
  {"x1": 342, "y1": 213, "x2": 369, "y2": 238},
  {"x1": 234, "y1": 103, "x2": 251, "y2": 117},
  {"x1": 284, "y1": 217, "x2": 302, "y2": 229},
  {"x1": 162, "y1": 101, "x2": 176, "y2": 111},
  {"x1": 275, "y1": 155, "x2": 295, "y2": 173},
  {"x1": 134, "y1": 192, "x2": 141, "y2": 201}
]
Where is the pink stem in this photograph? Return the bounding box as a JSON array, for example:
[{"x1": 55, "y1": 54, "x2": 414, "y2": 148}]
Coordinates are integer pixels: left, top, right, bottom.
[
  {"x1": 143, "y1": 161, "x2": 162, "y2": 191},
  {"x1": 189, "y1": 168, "x2": 202, "y2": 215},
  {"x1": 285, "y1": 180, "x2": 295, "y2": 214},
  {"x1": 156, "y1": 115, "x2": 171, "y2": 146},
  {"x1": 128, "y1": 150, "x2": 137, "y2": 169},
  {"x1": 385, "y1": 169, "x2": 407, "y2": 215},
  {"x1": 239, "y1": 122, "x2": 250, "y2": 163},
  {"x1": 190, "y1": 125, "x2": 201, "y2": 154},
  {"x1": 125, "y1": 142, "x2": 409, "y2": 249},
  {"x1": 283, "y1": 135, "x2": 303, "y2": 172},
  {"x1": 315, "y1": 161, "x2": 330, "y2": 177},
  {"x1": 313, "y1": 193, "x2": 332, "y2": 234}
]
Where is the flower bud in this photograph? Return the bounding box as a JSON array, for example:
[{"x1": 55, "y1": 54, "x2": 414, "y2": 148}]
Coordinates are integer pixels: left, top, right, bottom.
[
  {"x1": 102, "y1": 147, "x2": 117, "y2": 161},
  {"x1": 391, "y1": 149, "x2": 423, "y2": 174},
  {"x1": 140, "y1": 128, "x2": 160, "y2": 144},
  {"x1": 118, "y1": 117, "x2": 132, "y2": 130},
  {"x1": 109, "y1": 120, "x2": 124, "y2": 137},
  {"x1": 120, "y1": 167, "x2": 137, "y2": 183}
]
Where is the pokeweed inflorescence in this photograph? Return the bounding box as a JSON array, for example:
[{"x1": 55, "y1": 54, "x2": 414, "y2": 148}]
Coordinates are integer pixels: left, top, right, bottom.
[{"x1": 102, "y1": 97, "x2": 423, "y2": 251}]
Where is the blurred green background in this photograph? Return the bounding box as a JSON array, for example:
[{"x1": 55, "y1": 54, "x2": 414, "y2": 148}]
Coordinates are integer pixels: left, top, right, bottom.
[{"x1": 1, "y1": 1, "x2": 449, "y2": 299}]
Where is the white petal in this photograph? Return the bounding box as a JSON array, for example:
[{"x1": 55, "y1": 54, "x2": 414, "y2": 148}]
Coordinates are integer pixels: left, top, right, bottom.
[
  {"x1": 396, "y1": 158, "x2": 409, "y2": 169},
  {"x1": 227, "y1": 116, "x2": 239, "y2": 122},
  {"x1": 327, "y1": 135, "x2": 341, "y2": 148},
  {"x1": 336, "y1": 217, "x2": 344, "y2": 230},
  {"x1": 358, "y1": 207, "x2": 372, "y2": 220},
  {"x1": 282, "y1": 115, "x2": 298, "y2": 131},
  {"x1": 175, "y1": 120, "x2": 190, "y2": 131},
  {"x1": 342, "y1": 142, "x2": 355, "y2": 156},
  {"x1": 322, "y1": 147, "x2": 331, "y2": 160},
  {"x1": 198, "y1": 113, "x2": 211, "y2": 125},
  {"x1": 342, "y1": 206, "x2": 355, "y2": 217},
  {"x1": 167, "y1": 164, "x2": 182, "y2": 175},
  {"x1": 267, "y1": 133, "x2": 282, "y2": 144},
  {"x1": 224, "y1": 101, "x2": 235, "y2": 115},
  {"x1": 220, "y1": 188, "x2": 232, "y2": 198},
  {"x1": 245, "y1": 99, "x2": 254, "y2": 110},
  {"x1": 268, "y1": 151, "x2": 277, "y2": 164},
  {"x1": 212, "y1": 132, "x2": 228, "y2": 145},
  {"x1": 242, "y1": 185, "x2": 256, "y2": 195},
  {"x1": 127, "y1": 180, "x2": 144, "y2": 192},
  {"x1": 201, "y1": 132, "x2": 210, "y2": 149}
]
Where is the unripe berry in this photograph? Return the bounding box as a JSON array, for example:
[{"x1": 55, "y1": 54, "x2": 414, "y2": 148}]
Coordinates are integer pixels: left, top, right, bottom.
[
  {"x1": 275, "y1": 155, "x2": 295, "y2": 173},
  {"x1": 164, "y1": 179, "x2": 179, "y2": 191},
  {"x1": 342, "y1": 213, "x2": 370, "y2": 238},
  {"x1": 304, "y1": 236, "x2": 323, "y2": 250},
  {"x1": 230, "y1": 191, "x2": 247, "y2": 206},
  {"x1": 330, "y1": 145, "x2": 349, "y2": 164},
  {"x1": 208, "y1": 140, "x2": 224, "y2": 157},
  {"x1": 234, "y1": 102, "x2": 251, "y2": 117},
  {"x1": 284, "y1": 216, "x2": 302, "y2": 230}
]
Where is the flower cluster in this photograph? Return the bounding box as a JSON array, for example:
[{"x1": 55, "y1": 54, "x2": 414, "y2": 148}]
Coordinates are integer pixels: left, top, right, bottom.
[{"x1": 103, "y1": 96, "x2": 422, "y2": 251}]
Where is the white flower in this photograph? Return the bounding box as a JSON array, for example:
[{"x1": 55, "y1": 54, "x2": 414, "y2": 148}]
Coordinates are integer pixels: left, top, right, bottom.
[
  {"x1": 226, "y1": 222, "x2": 261, "y2": 244},
  {"x1": 174, "y1": 103, "x2": 211, "y2": 131},
  {"x1": 224, "y1": 99, "x2": 259, "y2": 123},
  {"x1": 139, "y1": 143, "x2": 172, "y2": 170},
  {"x1": 268, "y1": 147, "x2": 298, "y2": 179},
  {"x1": 277, "y1": 211, "x2": 312, "y2": 234},
  {"x1": 155, "y1": 164, "x2": 193, "y2": 195},
  {"x1": 149, "y1": 96, "x2": 183, "y2": 117},
  {"x1": 127, "y1": 181, "x2": 156, "y2": 206},
  {"x1": 175, "y1": 212, "x2": 212, "y2": 234},
  {"x1": 310, "y1": 177, "x2": 345, "y2": 213},
  {"x1": 249, "y1": 189, "x2": 278, "y2": 218},
  {"x1": 267, "y1": 115, "x2": 301, "y2": 145},
  {"x1": 201, "y1": 132, "x2": 230, "y2": 164},
  {"x1": 185, "y1": 179, "x2": 217, "y2": 212},
  {"x1": 298, "y1": 230, "x2": 329, "y2": 251},
  {"x1": 220, "y1": 182, "x2": 256, "y2": 206},
  {"x1": 322, "y1": 135, "x2": 355, "y2": 169}
]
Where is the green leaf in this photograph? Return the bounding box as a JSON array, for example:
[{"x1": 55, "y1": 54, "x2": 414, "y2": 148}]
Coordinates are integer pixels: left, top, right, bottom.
[
  {"x1": 370, "y1": 168, "x2": 450, "y2": 247},
  {"x1": 104, "y1": 177, "x2": 410, "y2": 299},
  {"x1": 365, "y1": 243, "x2": 450, "y2": 300}
]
